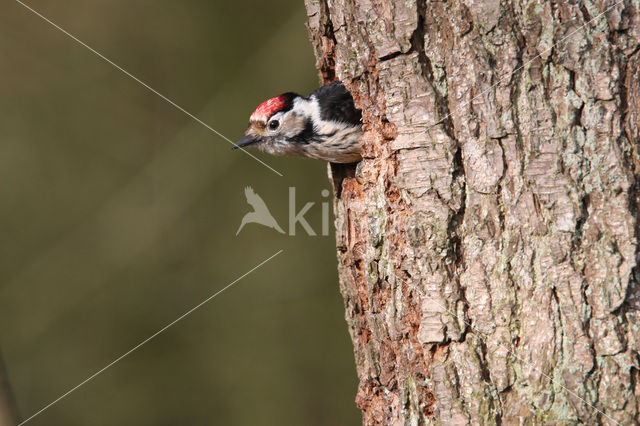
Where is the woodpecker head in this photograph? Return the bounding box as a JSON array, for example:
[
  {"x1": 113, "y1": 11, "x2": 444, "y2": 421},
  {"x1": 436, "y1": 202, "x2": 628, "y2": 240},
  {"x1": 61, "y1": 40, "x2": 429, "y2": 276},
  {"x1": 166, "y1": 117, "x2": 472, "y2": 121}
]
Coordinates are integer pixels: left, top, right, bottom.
[
  {"x1": 233, "y1": 82, "x2": 363, "y2": 163},
  {"x1": 233, "y1": 92, "x2": 313, "y2": 158}
]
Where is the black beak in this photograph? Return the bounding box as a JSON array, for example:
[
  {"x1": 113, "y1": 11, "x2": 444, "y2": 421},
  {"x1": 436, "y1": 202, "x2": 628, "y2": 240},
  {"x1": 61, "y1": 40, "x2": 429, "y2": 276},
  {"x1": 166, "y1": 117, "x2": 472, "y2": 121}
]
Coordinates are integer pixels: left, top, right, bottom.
[{"x1": 232, "y1": 135, "x2": 258, "y2": 150}]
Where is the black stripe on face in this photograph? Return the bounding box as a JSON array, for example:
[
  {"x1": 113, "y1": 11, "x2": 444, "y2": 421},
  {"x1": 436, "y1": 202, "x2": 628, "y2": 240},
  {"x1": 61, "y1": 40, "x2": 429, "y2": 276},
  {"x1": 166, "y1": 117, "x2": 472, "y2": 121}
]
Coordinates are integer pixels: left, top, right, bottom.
[{"x1": 287, "y1": 119, "x2": 315, "y2": 144}]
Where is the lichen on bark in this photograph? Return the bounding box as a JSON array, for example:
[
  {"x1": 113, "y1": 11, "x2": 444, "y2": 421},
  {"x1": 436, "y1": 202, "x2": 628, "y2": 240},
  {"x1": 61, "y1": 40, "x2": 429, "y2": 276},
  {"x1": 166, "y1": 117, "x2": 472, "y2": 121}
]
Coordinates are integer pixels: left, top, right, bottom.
[{"x1": 305, "y1": 0, "x2": 640, "y2": 424}]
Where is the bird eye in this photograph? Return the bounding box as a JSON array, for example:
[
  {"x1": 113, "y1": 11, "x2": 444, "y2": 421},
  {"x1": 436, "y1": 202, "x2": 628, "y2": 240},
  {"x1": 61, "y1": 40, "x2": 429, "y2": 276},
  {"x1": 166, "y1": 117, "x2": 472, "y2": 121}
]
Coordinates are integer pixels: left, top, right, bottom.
[{"x1": 268, "y1": 120, "x2": 280, "y2": 130}]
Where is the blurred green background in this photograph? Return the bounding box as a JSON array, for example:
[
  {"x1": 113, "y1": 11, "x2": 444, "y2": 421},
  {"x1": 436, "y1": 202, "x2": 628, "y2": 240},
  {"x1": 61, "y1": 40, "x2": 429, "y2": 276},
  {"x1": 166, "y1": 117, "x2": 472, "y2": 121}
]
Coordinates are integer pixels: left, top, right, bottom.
[{"x1": 0, "y1": 1, "x2": 359, "y2": 424}]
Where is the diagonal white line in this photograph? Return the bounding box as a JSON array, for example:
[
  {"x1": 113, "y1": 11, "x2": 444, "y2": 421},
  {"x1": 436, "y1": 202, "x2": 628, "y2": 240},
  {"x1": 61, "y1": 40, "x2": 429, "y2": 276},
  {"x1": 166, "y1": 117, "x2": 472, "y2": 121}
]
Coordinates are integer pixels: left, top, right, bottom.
[
  {"x1": 14, "y1": 0, "x2": 283, "y2": 177},
  {"x1": 427, "y1": 0, "x2": 625, "y2": 130},
  {"x1": 420, "y1": 292, "x2": 621, "y2": 425},
  {"x1": 17, "y1": 249, "x2": 284, "y2": 425}
]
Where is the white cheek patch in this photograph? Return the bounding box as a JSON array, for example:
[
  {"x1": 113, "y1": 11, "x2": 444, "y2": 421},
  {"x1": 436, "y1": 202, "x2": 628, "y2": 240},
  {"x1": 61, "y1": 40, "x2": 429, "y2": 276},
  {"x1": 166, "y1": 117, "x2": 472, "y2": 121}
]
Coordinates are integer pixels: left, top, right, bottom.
[
  {"x1": 280, "y1": 112, "x2": 307, "y2": 137},
  {"x1": 292, "y1": 97, "x2": 345, "y2": 137}
]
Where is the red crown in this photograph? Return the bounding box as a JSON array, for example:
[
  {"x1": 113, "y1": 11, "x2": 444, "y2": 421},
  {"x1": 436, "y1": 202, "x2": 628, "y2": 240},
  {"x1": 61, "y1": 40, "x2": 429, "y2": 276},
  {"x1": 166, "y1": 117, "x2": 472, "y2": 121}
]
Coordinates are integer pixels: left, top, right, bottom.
[{"x1": 250, "y1": 95, "x2": 288, "y2": 122}]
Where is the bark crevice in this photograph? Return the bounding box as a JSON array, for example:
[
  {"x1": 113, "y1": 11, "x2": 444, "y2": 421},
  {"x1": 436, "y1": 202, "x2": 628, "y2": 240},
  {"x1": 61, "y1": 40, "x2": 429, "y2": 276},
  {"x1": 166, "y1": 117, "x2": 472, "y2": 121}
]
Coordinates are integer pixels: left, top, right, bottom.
[{"x1": 305, "y1": 0, "x2": 640, "y2": 423}]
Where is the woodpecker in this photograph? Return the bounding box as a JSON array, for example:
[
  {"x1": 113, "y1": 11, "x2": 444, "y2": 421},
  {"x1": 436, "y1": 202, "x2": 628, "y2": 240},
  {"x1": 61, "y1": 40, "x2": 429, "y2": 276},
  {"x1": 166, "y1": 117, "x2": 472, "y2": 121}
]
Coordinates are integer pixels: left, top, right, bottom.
[{"x1": 233, "y1": 81, "x2": 363, "y2": 163}]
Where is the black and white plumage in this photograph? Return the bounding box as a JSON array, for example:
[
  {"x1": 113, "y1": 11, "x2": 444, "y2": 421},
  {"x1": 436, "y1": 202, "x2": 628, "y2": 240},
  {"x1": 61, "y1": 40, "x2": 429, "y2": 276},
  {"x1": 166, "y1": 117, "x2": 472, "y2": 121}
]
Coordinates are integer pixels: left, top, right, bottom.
[{"x1": 233, "y1": 81, "x2": 363, "y2": 163}]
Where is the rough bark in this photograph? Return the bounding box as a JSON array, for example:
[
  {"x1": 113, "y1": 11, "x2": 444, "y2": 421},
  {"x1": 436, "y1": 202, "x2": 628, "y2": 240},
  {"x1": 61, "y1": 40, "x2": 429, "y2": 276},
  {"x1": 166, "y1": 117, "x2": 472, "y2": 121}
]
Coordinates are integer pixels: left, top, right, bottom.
[{"x1": 305, "y1": 0, "x2": 640, "y2": 424}]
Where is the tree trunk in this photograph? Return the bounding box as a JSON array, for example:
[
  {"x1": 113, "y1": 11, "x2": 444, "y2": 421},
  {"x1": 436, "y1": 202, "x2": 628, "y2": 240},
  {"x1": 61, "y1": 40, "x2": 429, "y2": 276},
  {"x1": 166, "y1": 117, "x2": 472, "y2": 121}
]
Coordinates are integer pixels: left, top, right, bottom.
[{"x1": 305, "y1": 0, "x2": 640, "y2": 424}]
